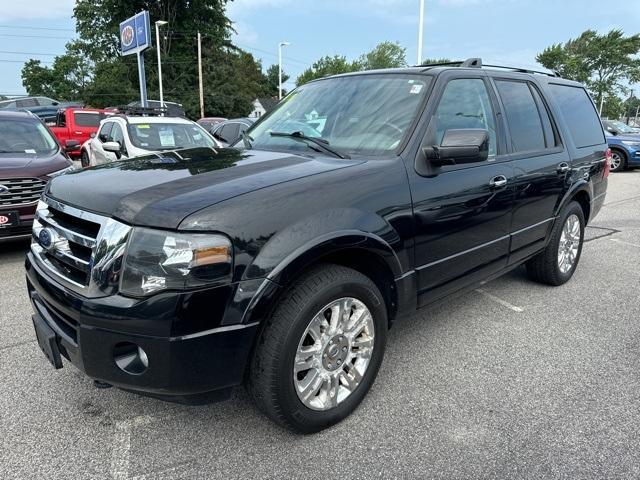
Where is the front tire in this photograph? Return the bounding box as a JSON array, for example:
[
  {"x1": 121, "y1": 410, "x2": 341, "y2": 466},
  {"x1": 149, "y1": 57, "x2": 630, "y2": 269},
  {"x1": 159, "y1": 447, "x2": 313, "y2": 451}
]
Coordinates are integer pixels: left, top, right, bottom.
[
  {"x1": 609, "y1": 149, "x2": 627, "y2": 172},
  {"x1": 249, "y1": 264, "x2": 387, "y2": 433},
  {"x1": 526, "y1": 201, "x2": 585, "y2": 286},
  {"x1": 80, "y1": 150, "x2": 90, "y2": 168}
]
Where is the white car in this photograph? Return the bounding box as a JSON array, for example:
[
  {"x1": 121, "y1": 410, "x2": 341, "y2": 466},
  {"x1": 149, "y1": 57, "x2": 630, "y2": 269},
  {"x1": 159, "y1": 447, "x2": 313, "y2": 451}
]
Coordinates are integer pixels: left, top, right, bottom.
[{"x1": 81, "y1": 115, "x2": 222, "y2": 167}]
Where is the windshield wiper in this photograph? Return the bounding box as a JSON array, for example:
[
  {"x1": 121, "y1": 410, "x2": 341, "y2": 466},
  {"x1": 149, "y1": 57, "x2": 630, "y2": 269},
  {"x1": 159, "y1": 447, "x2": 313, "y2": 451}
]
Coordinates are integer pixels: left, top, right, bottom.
[{"x1": 269, "y1": 131, "x2": 350, "y2": 159}]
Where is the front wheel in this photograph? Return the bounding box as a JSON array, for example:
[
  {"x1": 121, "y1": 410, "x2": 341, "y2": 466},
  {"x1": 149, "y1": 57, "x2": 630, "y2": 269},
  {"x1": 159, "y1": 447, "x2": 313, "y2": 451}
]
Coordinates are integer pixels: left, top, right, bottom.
[
  {"x1": 526, "y1": 201, "x2": 585, "y2": 286},
  {"x1": 80, "y1": 150, "x2": 90, "y2": 168},
  {"x1": 609, "y1": 149, "x2": 627, "y2": 172},
  {"x1": 249, "y1": 264, "x2": 387, "y2": 433}
]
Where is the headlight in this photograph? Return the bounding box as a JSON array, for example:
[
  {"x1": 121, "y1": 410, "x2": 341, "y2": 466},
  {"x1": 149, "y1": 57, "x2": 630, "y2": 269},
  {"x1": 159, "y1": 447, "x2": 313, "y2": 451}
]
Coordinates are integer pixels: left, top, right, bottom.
[
  {"x1": 120, "y1": 228, "x2": 233, "y2": 297},
  {"x1": 621, "y1": 141, "x2": 640, "y2": 147},
  {"x1": 47, "y1": 166, "x2": 75, "y2": 178}
]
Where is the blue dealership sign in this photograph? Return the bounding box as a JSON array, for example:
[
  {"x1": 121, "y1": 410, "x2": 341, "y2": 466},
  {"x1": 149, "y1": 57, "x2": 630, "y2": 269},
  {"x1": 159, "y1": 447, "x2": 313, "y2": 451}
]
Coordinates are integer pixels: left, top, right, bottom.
[{"x1": 119, "y1": 11, "x2": 151, "y2": 56}]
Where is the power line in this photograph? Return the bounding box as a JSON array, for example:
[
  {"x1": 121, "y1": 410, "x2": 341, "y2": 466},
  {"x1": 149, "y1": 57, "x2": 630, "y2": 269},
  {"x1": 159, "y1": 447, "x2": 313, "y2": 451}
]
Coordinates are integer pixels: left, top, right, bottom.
[
  {"x1": 0, "y1": 50, "x2": 62, "y2": 56},
  {"x1": 0, "y1": 24, "x2": 75, "y2": 32},
  {"x1": 0, "y1": 33, "x2": 74, "y2": 40}
]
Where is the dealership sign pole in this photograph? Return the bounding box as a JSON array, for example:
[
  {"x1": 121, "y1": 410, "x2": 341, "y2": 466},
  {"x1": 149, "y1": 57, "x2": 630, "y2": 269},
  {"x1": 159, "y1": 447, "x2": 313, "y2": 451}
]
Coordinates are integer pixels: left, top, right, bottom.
[{"x1": 119, "y1": 11, "x2": 151, "y2": 107}]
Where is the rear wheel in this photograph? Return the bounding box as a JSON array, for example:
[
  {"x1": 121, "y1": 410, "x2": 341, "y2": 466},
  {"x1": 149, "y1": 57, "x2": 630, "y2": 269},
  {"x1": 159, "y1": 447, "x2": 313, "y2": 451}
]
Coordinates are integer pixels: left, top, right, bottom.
[
  {"x1": 248, "y1": 264, "x2": 387, "y2": 433},
  {"x1": 526, "y1": 201, "x2": 585, "y2": 286},
  {"x1": 609, "y1": 149, "x2": 627, "y2": 172}
]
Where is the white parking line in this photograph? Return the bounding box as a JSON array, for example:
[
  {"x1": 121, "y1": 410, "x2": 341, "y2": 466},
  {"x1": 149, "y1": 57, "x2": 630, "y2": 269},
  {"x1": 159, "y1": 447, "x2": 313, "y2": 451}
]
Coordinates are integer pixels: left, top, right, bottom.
[
  {"x1": 110, "y1": 415, "x2": 154, "y2": 480},
  {"x1": 609, "y1": 238, "x2": 640, "y2": 248},
  {"x1": 476, "y1": 289, "x2": 524, "y2": 313}
]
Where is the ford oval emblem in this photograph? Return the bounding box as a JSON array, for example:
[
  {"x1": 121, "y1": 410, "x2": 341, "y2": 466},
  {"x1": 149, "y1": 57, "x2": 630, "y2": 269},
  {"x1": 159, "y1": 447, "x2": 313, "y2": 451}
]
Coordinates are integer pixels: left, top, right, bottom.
[
  {"x1": 38, "y1": 228, "x2": 54, "y2": 250},
  {"x1": 0, "y1": 184, "x2": 9, "y2": 195},
  {"x1": 121, "y1": 25, "x2": 135, "y2": 48}
]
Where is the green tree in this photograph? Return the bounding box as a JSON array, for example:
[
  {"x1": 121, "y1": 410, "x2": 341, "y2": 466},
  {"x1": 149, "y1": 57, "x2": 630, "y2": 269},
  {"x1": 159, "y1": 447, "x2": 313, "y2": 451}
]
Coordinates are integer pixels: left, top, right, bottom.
[
  {"x1": 296, "y1": 55, "x2": 358, "y2": 86},
  {"x1": 263, "y1": 64, "x2": 288, "y2": 97},
  {"x1": 537, "y1": 29, "x2": 640, "y2": 113},
  {"x1": 21, "y1": 1, "x2": 270, "y2": 118},
  {"x1": 357, "y1": 41, "x2": 407, "y2": 70}
]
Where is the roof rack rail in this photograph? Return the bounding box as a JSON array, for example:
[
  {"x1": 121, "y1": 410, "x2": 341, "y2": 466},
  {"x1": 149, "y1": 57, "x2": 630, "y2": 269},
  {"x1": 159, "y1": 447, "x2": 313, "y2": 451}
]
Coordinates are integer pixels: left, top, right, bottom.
[
  {"x1": 109, "y1": 105, "x2": 168, "y2": 117},
  {"x1": 420, "y1": 57, "x2": 559, "y2": 77}
]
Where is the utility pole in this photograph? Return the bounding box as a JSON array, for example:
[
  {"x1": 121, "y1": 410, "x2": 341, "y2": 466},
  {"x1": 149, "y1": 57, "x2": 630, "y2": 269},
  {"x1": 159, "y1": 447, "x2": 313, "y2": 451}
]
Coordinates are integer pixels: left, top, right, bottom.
[
  {"x1": 278, "y1": 42, "x2": 290, "y2": 100},
  {"x1": 197, "y1": 31, "x2": 204, "y2": 119},
  {"x1": 417, "y1": 0, "x2": 425, "y2": 65}
]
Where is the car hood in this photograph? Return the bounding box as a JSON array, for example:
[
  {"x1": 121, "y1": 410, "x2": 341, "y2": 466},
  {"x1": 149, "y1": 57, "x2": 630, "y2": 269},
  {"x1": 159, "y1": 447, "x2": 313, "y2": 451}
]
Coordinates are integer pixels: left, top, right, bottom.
[
  {"x1": 0, "y1": 151, "x2": 70, "y2": 176},
  {"x1": 608, "y1": 134, "x2": 640, "y2": 143},
  {"x1": 46, "y1": 147, "x2": 364, "y2": 229}
]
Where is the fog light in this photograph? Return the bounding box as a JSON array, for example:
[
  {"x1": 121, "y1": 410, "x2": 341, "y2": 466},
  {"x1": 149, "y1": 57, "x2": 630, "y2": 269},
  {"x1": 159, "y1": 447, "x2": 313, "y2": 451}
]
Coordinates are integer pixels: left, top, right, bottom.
[{"x1": 114, "y1": 342, "x2": 149, "y2": 375}]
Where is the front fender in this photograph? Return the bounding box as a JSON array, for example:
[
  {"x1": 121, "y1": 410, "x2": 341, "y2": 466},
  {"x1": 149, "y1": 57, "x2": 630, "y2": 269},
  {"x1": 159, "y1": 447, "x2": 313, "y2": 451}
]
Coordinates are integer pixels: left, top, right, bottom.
[{"x1": 243, "y1": 207, "x2": 407, "y2": 284}]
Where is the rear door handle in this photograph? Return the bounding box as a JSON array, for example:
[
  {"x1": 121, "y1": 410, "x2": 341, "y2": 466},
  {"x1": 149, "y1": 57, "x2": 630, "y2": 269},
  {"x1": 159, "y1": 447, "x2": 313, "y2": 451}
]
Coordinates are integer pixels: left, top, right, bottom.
[
  {"x1": 557, "y1": 162, "x2": 570, "y2": 173},
  {"x1": 489, "y1": 175, "x2": 508, "y2": 189}
]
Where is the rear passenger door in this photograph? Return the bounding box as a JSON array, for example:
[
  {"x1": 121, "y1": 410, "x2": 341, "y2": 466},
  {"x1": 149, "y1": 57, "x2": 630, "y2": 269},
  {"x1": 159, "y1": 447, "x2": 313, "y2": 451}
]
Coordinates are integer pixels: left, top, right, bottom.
[
  {"x1": 409, "y1": 73, "x2": 514, "y2": 305},
  {"x1": 491, "y1": 77, "x2": 570, "y2": 265}
]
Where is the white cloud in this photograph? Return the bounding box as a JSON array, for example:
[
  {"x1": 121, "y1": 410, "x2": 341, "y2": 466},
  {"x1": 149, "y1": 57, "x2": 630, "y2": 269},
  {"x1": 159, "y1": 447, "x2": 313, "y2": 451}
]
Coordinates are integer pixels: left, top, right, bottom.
[{"x1": 0, "y1": 0, "x2": 75, "y2": 21}]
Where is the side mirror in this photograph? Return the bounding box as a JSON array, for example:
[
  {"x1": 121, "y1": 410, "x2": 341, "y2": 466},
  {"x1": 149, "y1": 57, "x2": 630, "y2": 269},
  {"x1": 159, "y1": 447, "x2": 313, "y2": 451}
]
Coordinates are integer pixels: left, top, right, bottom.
[
  {"x1": 103, "y1": 141, "x2": 123, "y2": 159},
  {"x1": 64, "y1": 139, "x2": 80, "y2": 152},
  {"x1": 423, "y1": 129, "x2": 489, "y2": 166}
]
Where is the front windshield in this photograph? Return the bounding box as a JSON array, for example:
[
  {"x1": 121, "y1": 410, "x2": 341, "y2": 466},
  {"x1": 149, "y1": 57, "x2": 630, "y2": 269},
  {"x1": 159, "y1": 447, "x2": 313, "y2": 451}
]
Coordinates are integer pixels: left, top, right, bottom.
[
  {"x1": 609, "y1": 120, "x2": 636, "y2": 134},
  {"x1": 0, "y1": 119, "x2": 58, "y2": 155},
  {"x1": 247, "y1": 74, "x2": 432, "y2": 156},
  {"x1": 127, "y1": 122, "x2": 217, "y2": 151}
]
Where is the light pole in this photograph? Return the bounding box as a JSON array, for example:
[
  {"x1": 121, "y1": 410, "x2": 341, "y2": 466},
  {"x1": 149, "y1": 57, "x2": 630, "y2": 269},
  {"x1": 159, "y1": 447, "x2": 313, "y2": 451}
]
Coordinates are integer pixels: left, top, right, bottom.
[
  {"x1": 278, "y1": 41, "x2": 290, "y2": 100},
  {"x1": 155, "y1": 20, "x2": 168, "y2": 110},
  {"x1": 417, "y1": 0, "x2": 425, "y2": 65}
]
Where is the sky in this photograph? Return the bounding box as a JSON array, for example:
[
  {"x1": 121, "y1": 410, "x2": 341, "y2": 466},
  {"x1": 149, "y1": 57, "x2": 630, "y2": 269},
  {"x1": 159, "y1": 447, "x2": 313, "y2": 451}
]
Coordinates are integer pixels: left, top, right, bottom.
[{"x1": 0, "y1": 0, "x2": 639, "y2": 98}]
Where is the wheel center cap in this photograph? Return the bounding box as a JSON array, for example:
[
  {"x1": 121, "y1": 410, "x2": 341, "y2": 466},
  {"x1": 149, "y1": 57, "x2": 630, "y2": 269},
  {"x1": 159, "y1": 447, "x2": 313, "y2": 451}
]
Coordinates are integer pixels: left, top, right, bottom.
[{"x1": 322, "y1": 335, "x2": 349, "y2": 370}]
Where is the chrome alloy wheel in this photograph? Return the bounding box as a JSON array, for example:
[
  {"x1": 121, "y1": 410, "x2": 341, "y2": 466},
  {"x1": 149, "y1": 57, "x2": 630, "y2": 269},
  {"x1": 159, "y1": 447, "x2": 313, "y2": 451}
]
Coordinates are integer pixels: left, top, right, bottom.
[
  {"x1": 558, "y1": 214, "x2": 581, "y2": 274},
  {"x1": 610, "y1": 152, "x2": 622, "y2": 171},
  {"x1": 293, "y1": 297, "x2": 375, "y2": 411}
]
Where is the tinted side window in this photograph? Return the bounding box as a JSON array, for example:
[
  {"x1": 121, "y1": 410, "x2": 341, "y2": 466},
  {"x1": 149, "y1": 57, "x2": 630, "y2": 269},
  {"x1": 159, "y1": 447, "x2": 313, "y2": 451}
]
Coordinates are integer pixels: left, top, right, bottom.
[
  {"x1": 75, "y1": 113, "x2": 101, "y2": 127},
  {"x1": 434, "y1": 79, "x2": 497, "y2": 157},
  {"x1": 496, "y1": 80, "x2": 546, "y2": 152},
  {"x1": 17, "y1": 98, "x2": 38, "y2": 108},
  {"x1": 98, "y1": 122, "x2": 113, "y2": 142},
  {"x1": 109, "y1": 123, "x2": 124, "y2": 145},
  {"x1": 549, "y1": 84, "x2": 605, "y2": 148},
  {"x1": 219, "y1": 123, "x2": 240, "y2": 143},
  {"x1": 530, "y1": 86, "x2": 557, "y2": 148}
]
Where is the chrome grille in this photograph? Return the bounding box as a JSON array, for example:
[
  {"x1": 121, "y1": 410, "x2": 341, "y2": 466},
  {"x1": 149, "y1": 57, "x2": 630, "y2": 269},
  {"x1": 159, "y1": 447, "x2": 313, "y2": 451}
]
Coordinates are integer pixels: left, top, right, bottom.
[
  {"x1": 31, "y1": 197, "x2": 132, "y2": 298},
  {"x1": 0, "y1": 177, "x2": 47, "y2": 207}
]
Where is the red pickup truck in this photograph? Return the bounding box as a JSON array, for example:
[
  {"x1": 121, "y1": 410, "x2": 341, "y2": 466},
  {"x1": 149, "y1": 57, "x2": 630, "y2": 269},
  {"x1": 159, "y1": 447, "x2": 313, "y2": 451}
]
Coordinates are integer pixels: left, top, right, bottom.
[{"x1": 49, "y1": 108, "x2": 112, "y2": 158}]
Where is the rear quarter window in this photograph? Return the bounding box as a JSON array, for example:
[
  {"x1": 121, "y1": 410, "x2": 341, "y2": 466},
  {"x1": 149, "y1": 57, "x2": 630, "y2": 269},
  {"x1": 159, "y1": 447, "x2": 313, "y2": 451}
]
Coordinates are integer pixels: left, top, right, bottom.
[
  {"x1": 549, "y1": 84, "x2": 605, "y2": 148},
  {"x1": 74, "y1": 112, "x2": 102, "y2": 127}
]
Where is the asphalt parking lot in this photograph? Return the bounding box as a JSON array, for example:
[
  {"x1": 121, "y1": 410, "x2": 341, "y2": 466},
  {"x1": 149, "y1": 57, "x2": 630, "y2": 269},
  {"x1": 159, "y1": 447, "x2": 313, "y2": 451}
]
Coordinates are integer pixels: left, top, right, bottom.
[{"x1": 1, "y1": 172, "x2": 639, "y2": 479}]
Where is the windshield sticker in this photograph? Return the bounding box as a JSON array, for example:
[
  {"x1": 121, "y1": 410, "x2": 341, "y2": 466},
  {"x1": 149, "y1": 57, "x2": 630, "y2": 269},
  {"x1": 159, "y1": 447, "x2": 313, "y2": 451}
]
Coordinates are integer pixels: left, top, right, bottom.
[
  {"x1": 409, "y1": 84, "x2": 424, "y2": 94},
  {"x1": 25, "y1": 149, "x2": 36, "y2": 154},
  {"x1": 137, "y1": 124, "x2": 151, "y2": 129},
  {"x1": 159, "y1": 129, "x2": 176, "y2": 147}
]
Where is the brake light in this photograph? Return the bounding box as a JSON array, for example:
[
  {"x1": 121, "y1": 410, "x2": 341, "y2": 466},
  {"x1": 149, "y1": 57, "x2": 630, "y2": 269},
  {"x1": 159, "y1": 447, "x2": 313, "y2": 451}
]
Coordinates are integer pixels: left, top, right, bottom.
[{"x1": 604, "y1": 148, "x2": 612, "y2": 178}]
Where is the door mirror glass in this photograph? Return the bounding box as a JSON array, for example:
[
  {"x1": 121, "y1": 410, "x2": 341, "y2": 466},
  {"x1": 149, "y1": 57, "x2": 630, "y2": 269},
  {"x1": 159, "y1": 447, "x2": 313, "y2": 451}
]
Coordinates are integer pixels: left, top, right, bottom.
[
  {"x1": 64, "y1": 139, "x2": 80, "y2": 152},
  {"x1": 424, "y1": 129, "x2": 489, "y2": 166}
]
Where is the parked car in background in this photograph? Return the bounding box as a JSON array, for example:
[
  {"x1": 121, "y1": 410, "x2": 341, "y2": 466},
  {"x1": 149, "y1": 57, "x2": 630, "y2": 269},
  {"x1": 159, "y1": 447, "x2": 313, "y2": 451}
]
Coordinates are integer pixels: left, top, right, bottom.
[
  {"x1": 26, "y1": 59, "x2": 608, "y2": 433},
  {"x1": 210, "y1": 118, "x2": 255, "y2": 146},
  {"x1": 605, "y1": 130, "x2": 640, "y2": 171},
  {"x1": 0, "y1": 111, "x2": 73, "y2": 240},
  {"x1": 197, "y1": 117, "x2": 227, "y2": 134},
  {"x1": 602, "y1": 119, "x2": 640, "y2": 136},
  {"x1": 49, "y1": 108, "x2": 113, "y2": 160},
  {"x1": 83, "y1": 112, "x2": 221, "y2": 166},
  {"x1": 0, "y1": 96, "x2": 83, "y2": 123}
]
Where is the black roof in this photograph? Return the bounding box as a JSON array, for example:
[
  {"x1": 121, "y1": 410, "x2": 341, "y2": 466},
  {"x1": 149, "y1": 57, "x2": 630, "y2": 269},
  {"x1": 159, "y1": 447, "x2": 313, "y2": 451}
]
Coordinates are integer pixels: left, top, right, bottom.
[{"x1": 257, "y1": 97, "x2": 279, "y2": 112}]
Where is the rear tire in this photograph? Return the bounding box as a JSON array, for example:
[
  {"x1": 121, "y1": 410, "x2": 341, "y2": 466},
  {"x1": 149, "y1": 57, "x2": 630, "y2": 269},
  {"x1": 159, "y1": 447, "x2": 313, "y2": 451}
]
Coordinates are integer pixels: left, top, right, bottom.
[
  {"x1": 248, "y1": 264, "x2": 387, "y2": 433},
  {"x1": 526, "y1": 201, "x2": 585, "y2": 286},
  {"x1": 609, "y1": 149, "x2": 627, "y2": 172}
]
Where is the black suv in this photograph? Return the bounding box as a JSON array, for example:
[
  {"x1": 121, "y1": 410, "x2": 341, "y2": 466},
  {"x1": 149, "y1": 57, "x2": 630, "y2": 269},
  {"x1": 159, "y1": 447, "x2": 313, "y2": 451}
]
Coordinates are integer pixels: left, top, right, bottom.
[{"x1": 26, "y1": 59, "x2": 609, "y2": 433}]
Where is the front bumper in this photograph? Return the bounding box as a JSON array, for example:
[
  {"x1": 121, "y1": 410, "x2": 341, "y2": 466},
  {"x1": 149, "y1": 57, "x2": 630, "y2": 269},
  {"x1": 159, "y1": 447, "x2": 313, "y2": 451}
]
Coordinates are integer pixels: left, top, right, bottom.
[{"x1": 25, "y1": 252, "x2": 266, "y2": 397}]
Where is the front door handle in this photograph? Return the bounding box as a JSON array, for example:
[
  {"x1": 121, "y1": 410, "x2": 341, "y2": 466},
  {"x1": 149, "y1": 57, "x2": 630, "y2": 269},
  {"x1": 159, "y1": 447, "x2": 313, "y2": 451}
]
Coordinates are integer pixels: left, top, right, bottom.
[
  {"x1": 489, "y1": 175, "x2": 508, "y2": 189},
  {"x1": 557, "y1": 162, "x2": 570, "y2": 173}
]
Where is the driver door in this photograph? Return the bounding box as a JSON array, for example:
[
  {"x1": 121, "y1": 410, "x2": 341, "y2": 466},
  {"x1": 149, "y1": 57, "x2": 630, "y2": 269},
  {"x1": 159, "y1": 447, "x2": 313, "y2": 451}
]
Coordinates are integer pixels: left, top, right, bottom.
[{"x1": 408, "y1": 73, "x2": 515, "y2": 305}]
